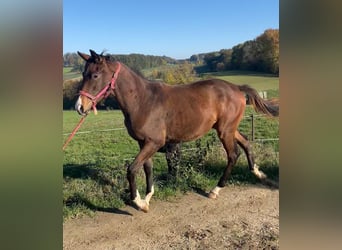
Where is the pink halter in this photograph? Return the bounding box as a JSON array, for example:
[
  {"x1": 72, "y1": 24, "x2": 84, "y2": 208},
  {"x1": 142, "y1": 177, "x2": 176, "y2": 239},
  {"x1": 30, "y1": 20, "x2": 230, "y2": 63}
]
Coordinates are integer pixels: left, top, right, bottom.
[{"x1": 79, "y1": 63, "x2": 121, "y2": 114}]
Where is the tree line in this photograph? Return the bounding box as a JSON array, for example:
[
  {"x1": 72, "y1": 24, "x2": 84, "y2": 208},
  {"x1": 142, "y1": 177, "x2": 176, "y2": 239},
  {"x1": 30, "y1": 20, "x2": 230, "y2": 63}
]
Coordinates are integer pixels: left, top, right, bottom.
[
  {"x1": 191, "y1": 29, "x2": 279, "y2": 75},
  {"x1": 63, "y1": 52, "x2": 178, "y2": 73}
]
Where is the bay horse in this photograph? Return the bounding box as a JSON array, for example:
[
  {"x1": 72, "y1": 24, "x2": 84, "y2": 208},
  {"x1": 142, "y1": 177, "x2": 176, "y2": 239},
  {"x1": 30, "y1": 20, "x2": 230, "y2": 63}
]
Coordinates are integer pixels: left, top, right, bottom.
[{"x1": 75, "y1": 50, "x2": 279, "y2": 212}]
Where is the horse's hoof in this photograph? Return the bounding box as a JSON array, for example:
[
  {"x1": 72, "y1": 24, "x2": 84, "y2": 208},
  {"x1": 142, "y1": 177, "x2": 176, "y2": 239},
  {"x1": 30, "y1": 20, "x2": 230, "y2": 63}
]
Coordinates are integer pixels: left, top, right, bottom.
[
  {"x1": 132, "y1": 188, "x2": 153, "y2": 213},
  {"x1": 208, "y1": 186, "x2": 221, "y2": 199},
  {"x1": 132, "y1": 201, "x2": 149, "y2": 213},
  {"x1": 252, "y1": 164, "x2": 267, "y2": 179},
  {"x1": 140, "y1": 205, "x2": 149, "y2": 213},
  {"x1": 208, "y1": 191, "x2": 218, "y2": 199},
  {"x1": 252, "y1": 166, "x2": 267, "y2": 180},
  {"x1": 133, "y1": 201, "x2": 150, "y2": 213}
]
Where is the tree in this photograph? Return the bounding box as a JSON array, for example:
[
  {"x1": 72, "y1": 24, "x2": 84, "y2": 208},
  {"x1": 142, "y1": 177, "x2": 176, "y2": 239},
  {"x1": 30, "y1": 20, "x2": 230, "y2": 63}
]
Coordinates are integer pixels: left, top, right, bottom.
[
  {"x1": 63, "y1": 79, "x2": 82, "y2": 109},
  {"x1": 199, "y1": 29, "x2": 279, "y2": 74},
  {"x1": 218, "y1": 49, "x2": 233, "y2": 70},
  {"x1": 231, "y1": 44, "x2": 244, "y2": 70},
  {"x1": 254, "y1": 29, "x2": 279, "y2": 74},
  {"x1": 203, "y1": 52, "x2": 221, "y2": 71}
]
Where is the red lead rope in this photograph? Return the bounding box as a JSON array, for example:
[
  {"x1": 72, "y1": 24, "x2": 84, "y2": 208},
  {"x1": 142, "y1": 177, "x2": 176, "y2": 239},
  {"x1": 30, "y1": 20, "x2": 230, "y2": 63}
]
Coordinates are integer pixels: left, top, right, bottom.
[{"x1": 62, "y1": 115, "x2": 87, "y2": 150}]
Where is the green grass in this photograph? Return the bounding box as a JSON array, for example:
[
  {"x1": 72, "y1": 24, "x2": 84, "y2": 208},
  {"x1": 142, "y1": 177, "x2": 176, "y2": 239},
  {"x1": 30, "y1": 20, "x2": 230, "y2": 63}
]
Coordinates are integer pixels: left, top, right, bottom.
[
  {"x1": 63, "y1": 67, "x2": 73, "y2": 74},
  {"x1": 203, "y1": 70, "x2": 279, "y2": 90},
  {"x1": 63, "y1": 72, "x2": 279, "y2": 220},
  {"x1": 63, "y1": 67, "x2": 81, "y2": 81}
]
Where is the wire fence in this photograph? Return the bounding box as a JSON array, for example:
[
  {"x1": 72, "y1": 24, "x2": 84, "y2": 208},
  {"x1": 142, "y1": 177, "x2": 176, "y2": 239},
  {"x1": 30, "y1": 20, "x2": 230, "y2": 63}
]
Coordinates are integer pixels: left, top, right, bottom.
[{"x1": 63, "y1": 113, "x2": 279, "y2": 165}]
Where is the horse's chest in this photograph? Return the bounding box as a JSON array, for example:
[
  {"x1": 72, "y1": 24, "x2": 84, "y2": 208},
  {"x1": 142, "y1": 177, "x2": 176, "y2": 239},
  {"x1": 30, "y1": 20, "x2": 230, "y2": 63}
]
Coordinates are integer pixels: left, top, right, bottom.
[{"x1": 124, "y1": 116, "x2": 152, "y2": 141}]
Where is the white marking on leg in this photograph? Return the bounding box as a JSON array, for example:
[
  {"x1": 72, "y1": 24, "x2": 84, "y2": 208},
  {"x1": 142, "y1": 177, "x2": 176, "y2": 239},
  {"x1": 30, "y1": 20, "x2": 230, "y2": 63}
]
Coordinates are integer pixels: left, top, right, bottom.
[
  {"x1": 145, "y1": 185, "x2": 154, "y2": 205},
  {"x1": 209, "y1": 186, "x2": 222, "y2": 199},
  {"x1": 133, "y1": 189, "x2": 143, "y2": 207},
  {"x1": 252, "y1": 164, "x2": 267, "y2": 179},
  {"x1": 132, "y1": 189, "x2": 150, "y2": 212},
  {"x1": 211, "y1": 186, "x2": 222, "y2": 196}
]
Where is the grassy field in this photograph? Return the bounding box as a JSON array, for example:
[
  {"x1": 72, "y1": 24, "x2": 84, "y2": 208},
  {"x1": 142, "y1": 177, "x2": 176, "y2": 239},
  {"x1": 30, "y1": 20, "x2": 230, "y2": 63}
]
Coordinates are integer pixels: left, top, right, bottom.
[
  {"x1": 202, "y1": 71, "x2": 279, "y2": 99},
  {"x1": 203, "y1": 71, "x2": 279, "y2": 90},
  {"x1": 63, "y1": 67, "x2": 82, "y2": 81},
  {"x1": 63, "y1": 71, "x2": 279, "y2": 220}
]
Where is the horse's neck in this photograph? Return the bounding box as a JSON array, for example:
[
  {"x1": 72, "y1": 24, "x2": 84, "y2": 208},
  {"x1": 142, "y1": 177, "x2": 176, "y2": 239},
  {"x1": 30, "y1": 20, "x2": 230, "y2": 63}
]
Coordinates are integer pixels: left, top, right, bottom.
[{"x1": 114, "y1": 64, "x2": 148, "y2": 114}]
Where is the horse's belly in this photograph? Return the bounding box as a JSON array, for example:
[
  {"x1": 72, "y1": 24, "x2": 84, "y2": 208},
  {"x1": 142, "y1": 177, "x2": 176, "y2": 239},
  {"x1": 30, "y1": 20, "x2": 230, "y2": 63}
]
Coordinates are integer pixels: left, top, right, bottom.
[{"x1": 166, "y1": 118, "x2": 214, "y2": 142}]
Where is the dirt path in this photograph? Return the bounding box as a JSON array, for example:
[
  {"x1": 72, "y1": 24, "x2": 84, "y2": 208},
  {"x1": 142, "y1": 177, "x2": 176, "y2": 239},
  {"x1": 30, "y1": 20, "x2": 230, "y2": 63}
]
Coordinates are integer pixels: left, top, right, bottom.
[{"x1": 63, "y1": 185, "x2": 279, "y2": 249}]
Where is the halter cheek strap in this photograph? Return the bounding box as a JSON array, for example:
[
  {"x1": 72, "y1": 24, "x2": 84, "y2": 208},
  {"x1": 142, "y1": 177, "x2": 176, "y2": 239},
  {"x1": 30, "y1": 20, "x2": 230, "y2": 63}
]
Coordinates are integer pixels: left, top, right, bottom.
[{"x1": 79, "y1": 63, "x2": 121, "y2": 115}]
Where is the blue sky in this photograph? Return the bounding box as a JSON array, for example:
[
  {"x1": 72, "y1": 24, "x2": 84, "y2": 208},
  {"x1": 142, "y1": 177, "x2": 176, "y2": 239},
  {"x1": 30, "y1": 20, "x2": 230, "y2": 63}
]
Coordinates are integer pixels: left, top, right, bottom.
[{"x1": 63, "y1": 0, "x2": 278, "y2": 59}]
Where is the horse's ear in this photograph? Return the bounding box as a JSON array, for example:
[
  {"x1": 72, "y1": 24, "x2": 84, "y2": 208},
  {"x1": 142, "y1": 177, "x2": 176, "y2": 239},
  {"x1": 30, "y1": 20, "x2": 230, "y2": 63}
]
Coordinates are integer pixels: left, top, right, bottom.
[
  {"x1": 89, "y1": 49, "x2": 101, "y2": 62},
  {"x1": 77, "y1": 51, "x2": 90, "y2": 61}
]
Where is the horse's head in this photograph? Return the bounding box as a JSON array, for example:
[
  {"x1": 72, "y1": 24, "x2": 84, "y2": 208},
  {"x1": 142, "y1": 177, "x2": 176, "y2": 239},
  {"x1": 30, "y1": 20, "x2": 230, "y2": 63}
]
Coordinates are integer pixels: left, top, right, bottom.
[{"x1": 75, "y1": 49, "x2": 120, "y2": 115}]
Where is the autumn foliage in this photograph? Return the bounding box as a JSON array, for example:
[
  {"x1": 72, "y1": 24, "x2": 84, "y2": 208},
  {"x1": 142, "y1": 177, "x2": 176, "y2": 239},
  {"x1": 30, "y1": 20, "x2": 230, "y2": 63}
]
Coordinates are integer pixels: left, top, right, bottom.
[{"x1": 202, "y1": 29, "x2": 279, "y2": 74}]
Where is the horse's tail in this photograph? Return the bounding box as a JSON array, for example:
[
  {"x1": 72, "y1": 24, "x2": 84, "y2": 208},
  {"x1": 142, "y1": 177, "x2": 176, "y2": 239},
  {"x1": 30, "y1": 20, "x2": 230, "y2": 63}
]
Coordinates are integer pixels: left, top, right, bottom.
[{"x1": 238, "y1": 85, "x2": 279, "y2": 117}]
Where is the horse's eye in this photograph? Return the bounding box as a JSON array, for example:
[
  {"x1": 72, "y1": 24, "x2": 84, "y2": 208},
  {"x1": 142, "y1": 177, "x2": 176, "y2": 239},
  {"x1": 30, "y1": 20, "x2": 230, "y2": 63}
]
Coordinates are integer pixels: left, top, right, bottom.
[{"x1": 93, "y1": 73, "x2": 98, "y2": 79}]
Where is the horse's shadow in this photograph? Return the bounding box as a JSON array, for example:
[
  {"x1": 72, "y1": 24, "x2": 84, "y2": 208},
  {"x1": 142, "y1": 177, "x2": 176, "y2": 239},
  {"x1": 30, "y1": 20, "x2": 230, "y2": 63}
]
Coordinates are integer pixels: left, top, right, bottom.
[
  {"x1": 154, "y1": 162, "x2": 278, "y2": 199},
  {"x1": 63, "y1": 164, "x2": 132, "y2": 216},
  {"x1": 190, "y1": 162, "x2": 279, "y2": 198}
]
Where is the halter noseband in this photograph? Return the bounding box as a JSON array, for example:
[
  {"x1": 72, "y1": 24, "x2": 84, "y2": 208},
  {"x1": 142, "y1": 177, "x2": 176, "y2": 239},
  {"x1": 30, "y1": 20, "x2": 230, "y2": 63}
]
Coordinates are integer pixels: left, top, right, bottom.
[{"x1": 79, "y1": 62, "x2": 121, "y2": 115}]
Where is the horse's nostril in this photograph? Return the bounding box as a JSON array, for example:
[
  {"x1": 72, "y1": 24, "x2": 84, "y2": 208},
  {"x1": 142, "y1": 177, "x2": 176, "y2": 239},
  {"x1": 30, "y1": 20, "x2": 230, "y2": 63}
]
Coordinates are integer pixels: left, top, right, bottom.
[
  {"x1": 78, "y1": 105, "x2": 89, "y2": 116},
  {"x1": 76, "y1": 103, "x2": 85, "y2": 116}
]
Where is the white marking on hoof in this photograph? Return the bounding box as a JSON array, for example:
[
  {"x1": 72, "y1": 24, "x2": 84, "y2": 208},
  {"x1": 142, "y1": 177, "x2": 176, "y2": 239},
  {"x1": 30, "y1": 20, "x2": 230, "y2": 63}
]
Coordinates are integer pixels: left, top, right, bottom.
[
  {"x1": 252, "y1": 164, "x2": 267, "y2": 179},
  {"x1": 208, "y1": 186, "x2": 222, "y2": 199},
  {"x1": 132, "y1": 189, "x2": 150, "y2": 213},
  {"x1": 133, "y1": 189, "x2": 142, "y2": 206},
  {"x1": 145, "y1": 185, "x2": 154, "y2": 205}
]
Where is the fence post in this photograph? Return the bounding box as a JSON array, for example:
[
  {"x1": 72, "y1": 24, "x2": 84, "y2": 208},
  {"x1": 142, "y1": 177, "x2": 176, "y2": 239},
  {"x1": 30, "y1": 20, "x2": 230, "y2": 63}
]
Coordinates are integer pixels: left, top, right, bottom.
[{"x1": 251, "y1": 114, "x2": 255, "y2": 141}]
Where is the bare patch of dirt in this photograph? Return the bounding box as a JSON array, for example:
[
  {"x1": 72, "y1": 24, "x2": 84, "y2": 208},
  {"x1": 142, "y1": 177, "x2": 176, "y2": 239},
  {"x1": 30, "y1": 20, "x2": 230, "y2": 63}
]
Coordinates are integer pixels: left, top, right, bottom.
[{"x1": 63, "y1": 185, "x2": 278, "y2": 249}]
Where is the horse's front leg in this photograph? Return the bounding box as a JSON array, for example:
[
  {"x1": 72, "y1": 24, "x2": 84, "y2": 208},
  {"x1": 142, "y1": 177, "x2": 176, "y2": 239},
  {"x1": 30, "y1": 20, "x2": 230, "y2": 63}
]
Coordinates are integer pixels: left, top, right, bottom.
[
  {"x1": 127, "y1": 142, "x2": 159, "y2": 212},
  {"x1": 143, "y1": 158, "x2": 154, "y2": 205}
]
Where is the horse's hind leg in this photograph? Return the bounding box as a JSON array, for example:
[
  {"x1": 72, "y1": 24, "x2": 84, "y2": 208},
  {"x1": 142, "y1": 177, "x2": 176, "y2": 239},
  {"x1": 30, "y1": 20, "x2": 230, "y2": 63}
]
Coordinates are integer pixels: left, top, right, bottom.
[
  {"x1": 209, "y1": 131, "x2": 239, "y2": 199},
  {"x1": 165, "y1": 143, "x2": 181, "y2": 176},
  {"x1": 235, "y1": 130, "x2": 267, "y2": 179}
]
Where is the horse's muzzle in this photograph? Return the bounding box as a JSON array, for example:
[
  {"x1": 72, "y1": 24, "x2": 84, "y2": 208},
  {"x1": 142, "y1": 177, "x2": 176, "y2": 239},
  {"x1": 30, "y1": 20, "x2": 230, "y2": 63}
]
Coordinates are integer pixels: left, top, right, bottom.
[
  {"x1": 75, "y1": 97, "x2": 88, "y2": 116},
  {"x1": 76, "y1": 105, "x2": 88, "y2": 116}
]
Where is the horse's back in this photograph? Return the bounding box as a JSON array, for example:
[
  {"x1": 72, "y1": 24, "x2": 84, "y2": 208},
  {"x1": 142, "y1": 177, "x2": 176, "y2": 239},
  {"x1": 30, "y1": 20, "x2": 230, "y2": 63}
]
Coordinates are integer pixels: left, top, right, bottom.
[
  {"x1": 171, "y1": 78, "x2": 241, "y2": 96},
  {"x1": 165, "y1": 78, "x2": 244, "y2": 108},
  {"x1": 158, "y1": 79, "x2": 245, "y2": 142}
]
